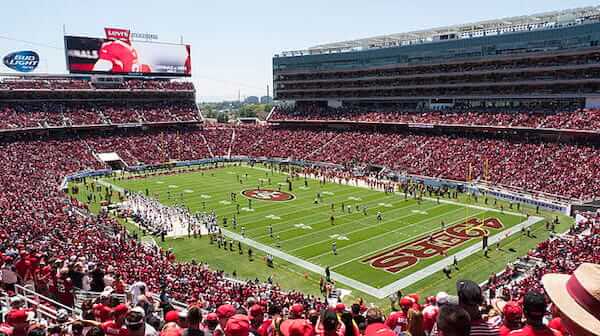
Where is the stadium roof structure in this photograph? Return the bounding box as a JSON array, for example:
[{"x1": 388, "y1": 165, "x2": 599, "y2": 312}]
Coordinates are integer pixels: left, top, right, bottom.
[{"x1": 276, "y1": 6, "x2": 600, "y2": 57}]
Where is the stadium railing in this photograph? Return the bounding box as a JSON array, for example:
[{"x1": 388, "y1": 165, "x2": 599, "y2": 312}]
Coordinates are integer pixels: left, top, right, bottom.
[{"x1": 6, "y1": 284, "x2": 82, "y2": 321}]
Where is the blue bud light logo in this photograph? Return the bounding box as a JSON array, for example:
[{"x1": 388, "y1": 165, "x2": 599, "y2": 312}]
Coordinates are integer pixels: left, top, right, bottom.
[{"x1": 3, "y1": 51, "x2": 39, "y2": 72}]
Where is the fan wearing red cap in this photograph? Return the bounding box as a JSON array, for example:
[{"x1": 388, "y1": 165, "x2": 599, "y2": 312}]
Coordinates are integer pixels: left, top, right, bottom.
[
  {"x1": 215, "y1": 305, "x2": 237, "y2": 336},
  {"x1": 248, "y1": 304, "x2": 265, "y2": 335},
  {"x1": 385, "y1": 297, "x2": 412, "y2": 334},
  {"x1": 499, "y1": 302, "x2": 522, "y2": 336},
  {"x1": 165, "y1": 310, "x2": 181, "y2": 324},
  {"x1": 279, "y1": 319, "x2": 314, "y2": 336},
  {"x1": 203, "y1": 312, "x2": 220, "y2": 336},
  {"x1": 407, "y1": 294, "x2": 421, "y2": 311},
  {"x1": 508, "y1": 292, "x2": 561, "y2": 336},
  {"x1": 5, "y1": 309, "x2": 29, "y2": 336},
  {"x1": 80, "y1": 303, "x2": 129, "y2": 336},
  {"x1": 225, "y1": 315, "x2": 250, "y2": 336},
  {"x1": 290, "y1": 304, "x2": 305, "y2": 319},
  {"x1": 334, "y1": 304, "x2": 345, "y2": 315}
]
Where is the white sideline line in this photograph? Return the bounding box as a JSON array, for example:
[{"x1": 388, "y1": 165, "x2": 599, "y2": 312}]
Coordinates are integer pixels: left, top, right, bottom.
[
  {"x1": 98, "y1": 179, "x2": 125, "y2": 193},
  {"x1": 219, "y1": 228, "x2": 384, "y2": 297}
]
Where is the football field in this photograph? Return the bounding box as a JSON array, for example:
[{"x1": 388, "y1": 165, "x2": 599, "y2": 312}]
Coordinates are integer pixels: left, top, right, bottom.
[{"x1": 98, "y1": 163, "x2": 536, "y2": 298}]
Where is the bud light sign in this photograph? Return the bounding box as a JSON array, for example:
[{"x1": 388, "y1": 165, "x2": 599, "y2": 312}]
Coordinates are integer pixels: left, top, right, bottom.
[{"x1": 3, "y1": 51, "x2": 39, "y2": 72}]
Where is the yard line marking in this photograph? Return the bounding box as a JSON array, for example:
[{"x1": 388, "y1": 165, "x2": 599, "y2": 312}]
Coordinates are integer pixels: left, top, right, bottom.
[
  {"x1": 287, "y1": 203, "x2": 456, "y2": 252},
  {"x1": 253, "y1": 199, "x2": 441, "y2": 242},
  {"x1": 244, "y1": 189, "x2": 401, "y2": 233},
  {"x1": 294, "y1": 224, "x2": 312, "y2": 230},
  {"x1": 217, "y1": 227, "x2": 383, "y2": 298},
  {"x1": 306, "y1": 207, "x2": 476, "y2": 261}
]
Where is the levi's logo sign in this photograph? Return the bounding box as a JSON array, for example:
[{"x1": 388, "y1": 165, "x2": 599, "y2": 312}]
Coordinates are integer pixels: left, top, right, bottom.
[{"x1": 104, "y1": 28, "x2": 130, "y2": 42}]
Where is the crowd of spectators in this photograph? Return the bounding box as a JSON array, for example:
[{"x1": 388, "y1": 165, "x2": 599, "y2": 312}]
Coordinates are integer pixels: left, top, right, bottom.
[
  {"x1": 230, "y1": 127, "x2": 600, "y2": 200},
  {"x1": 484, "y1": 218, "x2": 599, "y2": 299},
  {"x1": 0, "y1": 124, "x2": 596, "y2": 199},
  {"x1": 0, "y1": 79, "x2": 91, "y2": 91},
  {"x1": 0, "y1": 101, "x2": 199, "y2": 129},
  {"x1": 84, "y1": 128, "x2": 211, "y2": 165},
  {"x1": 0, "y1": 128, "x2": 599, "y2": 336},
  {"x1": 269, "y1": 106, "x2": 600, "y2": 132},
  {"x1": 0, "y1": 79, "x2": 194, "y2": 92}
]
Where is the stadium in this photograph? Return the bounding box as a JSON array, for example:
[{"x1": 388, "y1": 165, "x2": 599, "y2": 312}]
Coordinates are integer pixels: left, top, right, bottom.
[{"x1": 1, "y1": 4, "x2": 600, "y2": 336}]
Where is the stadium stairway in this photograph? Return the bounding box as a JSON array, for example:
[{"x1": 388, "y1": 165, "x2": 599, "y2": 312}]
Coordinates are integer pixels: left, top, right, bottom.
[{"x1": 304, "y1": 133, "x2": 341, "y2": 161}]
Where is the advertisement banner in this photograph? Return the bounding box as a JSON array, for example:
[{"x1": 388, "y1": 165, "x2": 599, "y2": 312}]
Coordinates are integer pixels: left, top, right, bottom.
[
  {"x1": 1, "y1": 49, "x2": 42, "y2": 73},
  {"x1": 64, "y1": 31, "x2": 191, "y2": 77}
]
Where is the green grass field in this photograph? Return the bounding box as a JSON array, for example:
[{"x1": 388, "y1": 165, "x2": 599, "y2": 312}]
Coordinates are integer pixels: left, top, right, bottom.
[{"x1": 69, "y1": 163, "x2": 573, "y2": 307}]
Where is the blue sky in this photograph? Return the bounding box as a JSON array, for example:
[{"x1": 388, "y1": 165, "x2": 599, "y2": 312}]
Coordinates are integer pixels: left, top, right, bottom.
[{"x1": 1, "y1": 0, "x2": 598, "y2": 101}]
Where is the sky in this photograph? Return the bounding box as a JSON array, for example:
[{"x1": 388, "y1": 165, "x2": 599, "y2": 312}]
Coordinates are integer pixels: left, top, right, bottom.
[{"x1": 1, "y1": 0, "x2": 598, "y2": 101}]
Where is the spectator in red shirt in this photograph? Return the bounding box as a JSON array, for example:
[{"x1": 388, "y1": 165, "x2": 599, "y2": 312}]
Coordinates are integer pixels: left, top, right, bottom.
[
  {"x1": 498, "y1": 302, "x2": 523, "y2": 336},
  {"x1": 3, "y1": 309, "x2": 29, "y2": 336},
  {"x1": 215, "y1": 305, "x2": 237, "y2": 336},
  {"x1": 364, "y1": 308, "x2": 394, "y2": 336},
  {"x1": 508, "y1": 292, "x2": 561, "y2": 336},
  {"x1": 385, "y1": 297, "x2": 412, "y2": 334}
]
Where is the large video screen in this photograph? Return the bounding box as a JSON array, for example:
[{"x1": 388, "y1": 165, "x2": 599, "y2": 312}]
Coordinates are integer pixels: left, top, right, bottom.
[{"x1": 64, "y1": 35, "x2": 191, "y2": 77}]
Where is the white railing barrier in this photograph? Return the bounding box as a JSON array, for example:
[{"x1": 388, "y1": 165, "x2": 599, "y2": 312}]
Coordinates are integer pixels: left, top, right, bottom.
[{"x1": 13, "y1": 284, "x2": 82, "y2": 321}]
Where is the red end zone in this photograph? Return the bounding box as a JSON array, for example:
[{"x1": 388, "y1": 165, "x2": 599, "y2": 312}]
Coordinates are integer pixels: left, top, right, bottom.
[
  {"x1": 362, "y1": 218, "x2": 504, "y2": 274},
  {"x1": 241, "y1": 189, "x2": 295, "y2": 202}
]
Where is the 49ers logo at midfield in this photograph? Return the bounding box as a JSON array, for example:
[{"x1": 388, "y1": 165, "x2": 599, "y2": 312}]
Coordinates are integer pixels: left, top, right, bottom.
[
  {"x1": 242, "y1": 189, "x2": 295, "y2": 202},
  {"x1": 363, "y1": 217, "x2": 504, "y2": 274}
]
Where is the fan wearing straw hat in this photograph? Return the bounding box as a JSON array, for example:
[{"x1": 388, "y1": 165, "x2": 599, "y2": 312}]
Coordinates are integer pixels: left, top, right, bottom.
[{"x1": 542, "y1": 263, "x2": 600, "y2": 336}]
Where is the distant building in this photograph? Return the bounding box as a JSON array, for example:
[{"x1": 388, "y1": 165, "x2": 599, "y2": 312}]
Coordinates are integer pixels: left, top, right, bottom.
[
  {"x1": 260, "y1": 96, "x2": 273, "y2": 104},
  {"x1": 244, "y1": 96, "x2": 259, "y2": 104}
]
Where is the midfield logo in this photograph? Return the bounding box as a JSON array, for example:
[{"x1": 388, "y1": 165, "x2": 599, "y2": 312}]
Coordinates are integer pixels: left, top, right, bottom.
[
  {"x1": 362, "y1": 217, "x2": 503, "y2": 273},
  {"x1": 242, "y1": 189, "x2": 295, "y2": 202}
]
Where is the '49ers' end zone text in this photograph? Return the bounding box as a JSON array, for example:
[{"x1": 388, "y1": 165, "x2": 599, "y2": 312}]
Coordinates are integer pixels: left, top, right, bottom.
[{"x1": 363, "y1": 218, "x2": 503, "y2": 273}]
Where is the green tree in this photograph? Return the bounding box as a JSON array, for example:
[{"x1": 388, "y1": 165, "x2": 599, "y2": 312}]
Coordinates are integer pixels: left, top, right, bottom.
[{"x1": 217, "y1": 113, "x2": 229, "y2": 123}]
